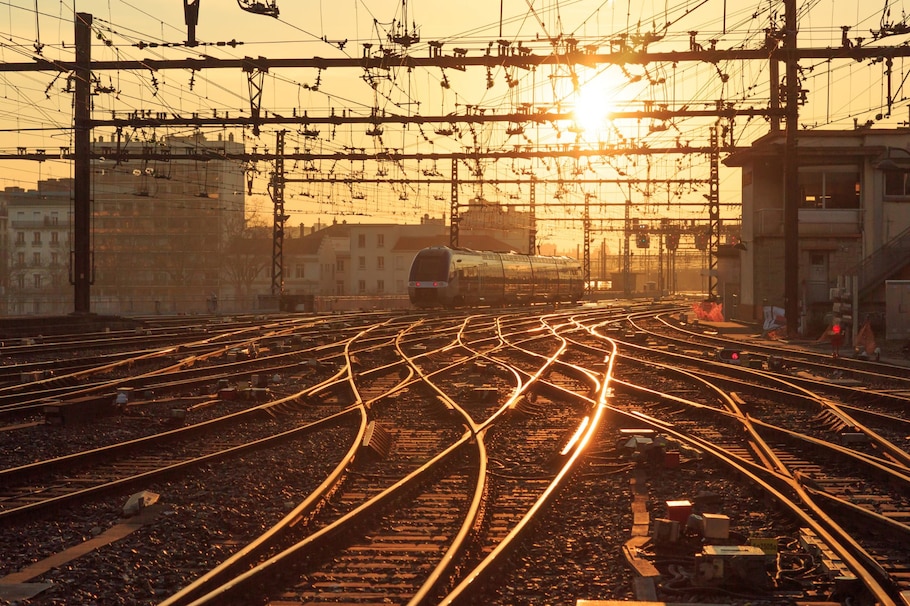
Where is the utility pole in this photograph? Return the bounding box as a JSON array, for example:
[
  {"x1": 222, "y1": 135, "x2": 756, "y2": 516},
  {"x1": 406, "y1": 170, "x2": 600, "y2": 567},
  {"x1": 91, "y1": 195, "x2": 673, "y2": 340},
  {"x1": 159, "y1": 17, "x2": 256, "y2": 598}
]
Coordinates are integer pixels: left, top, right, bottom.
[
  {"x1": 583, "y1": 194, "x2": 591, "y2": 292},
  {"x1": 528, "y1": 177, "x2": 536, "y2": 255},
  {"x1": 623, "y1": 199, "x2": 631, "y2": 296},
  {"x1": 73, "y1": 13, "x2": 92, "y2": 314},
  {"x1": 784, "y1": 0, "x2": 800, "y2": 336},
  {"x1": 449, "y1": 158, "x2": 459, "y2": 247},
  {"x1": 707, "y1": 123, "x2": 720, "y2": 301},
  {"x1": 269, "y1": 130, "x2": 287, "y2": 298}
]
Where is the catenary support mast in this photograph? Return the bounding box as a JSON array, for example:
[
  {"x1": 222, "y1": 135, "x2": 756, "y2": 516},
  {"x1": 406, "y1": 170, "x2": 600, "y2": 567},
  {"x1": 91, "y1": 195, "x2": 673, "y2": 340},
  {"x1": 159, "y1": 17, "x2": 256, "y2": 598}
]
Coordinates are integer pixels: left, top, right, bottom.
[
  {"x1": 784, "y1": 0, "x2": 800, "y2": 336},
  {"x1": 73, "y1": 13, "x2": 93, "y2": 314}
]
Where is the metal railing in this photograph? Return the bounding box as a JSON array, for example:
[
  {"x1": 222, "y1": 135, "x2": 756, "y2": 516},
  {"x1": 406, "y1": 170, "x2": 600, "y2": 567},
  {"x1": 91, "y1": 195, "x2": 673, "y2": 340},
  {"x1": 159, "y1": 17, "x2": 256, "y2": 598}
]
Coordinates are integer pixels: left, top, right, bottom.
[{"x1": 855, "y1": 224, "x2": 910, "y2": 298}]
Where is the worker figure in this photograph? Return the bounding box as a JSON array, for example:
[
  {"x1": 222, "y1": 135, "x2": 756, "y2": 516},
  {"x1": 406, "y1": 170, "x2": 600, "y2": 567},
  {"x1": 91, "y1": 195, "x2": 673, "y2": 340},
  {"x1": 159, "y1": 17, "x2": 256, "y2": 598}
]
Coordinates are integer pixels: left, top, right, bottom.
[
  {"x1": 830, "y1": 322, "x2": 844, "y2": 359},
  {"x1": 114, "y1": 391, "x2": 129, "y2": 414}
]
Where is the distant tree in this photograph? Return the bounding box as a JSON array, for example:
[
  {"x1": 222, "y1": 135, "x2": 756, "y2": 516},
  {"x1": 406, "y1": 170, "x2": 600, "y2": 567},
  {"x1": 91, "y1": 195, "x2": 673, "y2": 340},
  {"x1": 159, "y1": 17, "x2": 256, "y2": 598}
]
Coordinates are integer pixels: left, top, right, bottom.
[{"x1": 221, "y1": 220, "x2": 271, "y2": 311}]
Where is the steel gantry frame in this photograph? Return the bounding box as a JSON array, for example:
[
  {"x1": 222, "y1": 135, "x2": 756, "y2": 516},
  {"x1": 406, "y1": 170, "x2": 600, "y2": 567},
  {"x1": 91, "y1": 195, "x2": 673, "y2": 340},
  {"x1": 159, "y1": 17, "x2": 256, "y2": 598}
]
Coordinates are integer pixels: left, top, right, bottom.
[{"x1": 6, "y1": 6, "x2": 910, "y2": 320}]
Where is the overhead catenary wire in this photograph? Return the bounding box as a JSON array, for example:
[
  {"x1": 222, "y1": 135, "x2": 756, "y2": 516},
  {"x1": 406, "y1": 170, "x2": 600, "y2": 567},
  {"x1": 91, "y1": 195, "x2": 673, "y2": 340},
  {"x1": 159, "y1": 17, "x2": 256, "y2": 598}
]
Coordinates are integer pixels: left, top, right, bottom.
[{"x1": 0, "y1": 0, "x2": 908, "y2": 233}]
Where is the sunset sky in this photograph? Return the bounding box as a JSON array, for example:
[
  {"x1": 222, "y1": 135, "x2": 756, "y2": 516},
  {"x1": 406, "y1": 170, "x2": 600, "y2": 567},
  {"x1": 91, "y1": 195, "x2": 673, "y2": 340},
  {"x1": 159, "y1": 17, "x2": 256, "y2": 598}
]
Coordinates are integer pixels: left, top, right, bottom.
[{"x1": 1, "y1": 0, "x2": 908, "y2": 249}]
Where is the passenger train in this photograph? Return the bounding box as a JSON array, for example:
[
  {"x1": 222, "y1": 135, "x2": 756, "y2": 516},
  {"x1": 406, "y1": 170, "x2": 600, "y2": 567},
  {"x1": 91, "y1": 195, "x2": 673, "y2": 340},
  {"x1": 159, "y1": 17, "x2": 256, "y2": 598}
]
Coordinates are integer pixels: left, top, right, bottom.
[{"x1": 407, "y1": 246, "x2": 584, "y2": 308}]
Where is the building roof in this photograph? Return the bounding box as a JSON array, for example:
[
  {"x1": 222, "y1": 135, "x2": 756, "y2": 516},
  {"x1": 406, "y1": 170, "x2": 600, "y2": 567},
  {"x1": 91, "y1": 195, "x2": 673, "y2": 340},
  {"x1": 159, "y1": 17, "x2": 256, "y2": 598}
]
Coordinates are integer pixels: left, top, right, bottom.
[
  {"x1": 460, "y1": 234, "x2": 526, "y2": 252},
  {"x1": 391, "y1": 235, "x2": 449, "y2": 252},
  {"x1": 391, "y1": 233, "x2": 521, "y2": 253},
  {"x1": 285, "y1": 223, "x2": 352, "y2": 255},
  {"x1": 723, "y1": 128, "x2": 904, "y2": 167}
]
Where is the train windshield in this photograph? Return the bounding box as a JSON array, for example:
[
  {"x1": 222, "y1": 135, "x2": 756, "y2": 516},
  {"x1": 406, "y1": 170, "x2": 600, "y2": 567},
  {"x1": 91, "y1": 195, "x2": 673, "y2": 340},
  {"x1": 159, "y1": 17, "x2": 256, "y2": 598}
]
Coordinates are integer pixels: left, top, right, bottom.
[{"x1": 410, "y1": 254, "x2": 450, "y2": 281}]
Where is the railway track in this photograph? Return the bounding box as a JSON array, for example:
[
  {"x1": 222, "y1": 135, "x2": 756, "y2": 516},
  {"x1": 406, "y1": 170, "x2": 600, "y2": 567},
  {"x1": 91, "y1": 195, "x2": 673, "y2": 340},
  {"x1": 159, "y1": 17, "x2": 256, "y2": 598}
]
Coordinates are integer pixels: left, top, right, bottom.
[
  {"x1": 3, "y1": 303, "x2": 910, "y2": 605},
  {"x1": 597, "y1": 314, "x2": 910, "y2": 604}
]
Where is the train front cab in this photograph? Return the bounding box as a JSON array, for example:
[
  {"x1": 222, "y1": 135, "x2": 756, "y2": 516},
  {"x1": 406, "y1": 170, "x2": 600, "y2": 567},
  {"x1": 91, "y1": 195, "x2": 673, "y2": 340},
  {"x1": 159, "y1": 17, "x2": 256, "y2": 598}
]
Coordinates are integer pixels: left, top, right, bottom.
[{"x1": 408, "y1": 248, "x2": 453, "y2": 307}]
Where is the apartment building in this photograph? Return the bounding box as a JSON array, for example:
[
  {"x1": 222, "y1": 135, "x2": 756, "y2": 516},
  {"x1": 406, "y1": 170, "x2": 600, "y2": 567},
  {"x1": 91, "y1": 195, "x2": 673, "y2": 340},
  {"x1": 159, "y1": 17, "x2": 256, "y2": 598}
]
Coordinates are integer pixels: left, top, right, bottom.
[
  {"x1": 2, "y1": 132, "x2": 245, "y2": 315},
  {"x1": 3, "y1": 180, "x2": 71, "y2": 315}
]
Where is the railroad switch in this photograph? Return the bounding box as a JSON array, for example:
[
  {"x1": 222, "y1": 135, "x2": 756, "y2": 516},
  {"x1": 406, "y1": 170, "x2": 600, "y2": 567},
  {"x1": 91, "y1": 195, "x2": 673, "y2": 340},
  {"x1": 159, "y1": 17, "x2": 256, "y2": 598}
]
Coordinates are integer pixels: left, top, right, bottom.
[
  {"x1": 798, "y1": 528, "x2": 854, "y2": 580},
  {"x1": 694, "y1": 545, "x2": 772, "y2": 589}
]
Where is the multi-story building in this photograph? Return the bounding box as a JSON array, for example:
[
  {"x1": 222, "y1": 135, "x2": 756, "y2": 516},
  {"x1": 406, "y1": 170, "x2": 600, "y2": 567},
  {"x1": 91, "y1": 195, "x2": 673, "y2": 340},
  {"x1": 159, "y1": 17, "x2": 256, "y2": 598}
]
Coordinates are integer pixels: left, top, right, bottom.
[
  {"x1": 3, "y1": 180, "x2": 72, "y2": 315},
  {"x1": 266, "y1": 214, "x2": 517, "y2": 311},
  {"x1": 459, "y1": 197, "x2": 533, "y2": 253},
  {"x1": 277, "y1": 217, "x2": 447, "y2": 310},
  {"x1": 724, "y1": 128, "x2": 910, "y2": 339},
  {"x1": 91, "y1": 132, "x2": 245, "y2": 314},
  {"x1": 2, "y1": 132, "x2": 246, "y2": 315}
]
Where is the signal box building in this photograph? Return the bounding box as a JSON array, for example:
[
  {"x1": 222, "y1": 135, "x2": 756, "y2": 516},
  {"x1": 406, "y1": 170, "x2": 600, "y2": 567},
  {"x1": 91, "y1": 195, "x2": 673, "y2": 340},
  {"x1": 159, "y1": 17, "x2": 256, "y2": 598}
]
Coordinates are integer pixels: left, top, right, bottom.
[{"x1": 724, "y1": 128, "x2": 910, "y2": 339}]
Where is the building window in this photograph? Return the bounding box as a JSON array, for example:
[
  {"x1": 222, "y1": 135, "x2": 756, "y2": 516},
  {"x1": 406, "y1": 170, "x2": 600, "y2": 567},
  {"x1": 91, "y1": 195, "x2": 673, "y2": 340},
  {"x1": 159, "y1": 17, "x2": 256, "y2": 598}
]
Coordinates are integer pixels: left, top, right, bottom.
[
  {"x1": 50, "y1": 252, "x2": 59, "y2": 267},
  {"x1": 16, "y1": 275, "x2": 24, "y2": 289},
  {"x1": 358, "y1": 280, "x2": 366, "y2": 293},
  {"x1": 33, "y1": 274, "x2": 41, "y2": 289},
  {"x1": 51, "y1": 232, "x2": 59, "y2": 245},
  {"x1": 884, "y1": 170, "x2": 910, "y2": 197},
  {"x1": 15, "y1": 232, "x2": 25, "y2": 245},
  {"x1": 295, "y1": 264, "x2": 304, "y2": 278},
  {"x1": 336, "y1": 259, "x2": 345, "y2": 272},
  {"x1": 377, "y1": 234, "x2": 385, "y2": 248},
  {"x1": 358, "y1": 234, "x2": 366, "y2": 248},
  {"x1": 798, "y1": 168, "x2": 860, "y2": 209},
  {"x1": 32, "y1": 252, "x2": 40, "y2": 266},
  {"x1": 32, "y1": 232, "x2": 41, "y2": 245},
  {"x1": 395, "y1": 256, "x2": 405, "y2": 270},
  {"x1": 335, "y1": 281, "x2": 344, "y2": 295},
  {"x1": 359, "y1": 256, "x2": 366, "y2": 270},
  {"x1": 377, "y1": 279, "x2": 385, "y2": 293},
  {"x1": 16, "y1": 252, "x2": 24, "y2": 267},
  {"x1": 377, "y1": 256, "x2": 384, "y2": 270}
]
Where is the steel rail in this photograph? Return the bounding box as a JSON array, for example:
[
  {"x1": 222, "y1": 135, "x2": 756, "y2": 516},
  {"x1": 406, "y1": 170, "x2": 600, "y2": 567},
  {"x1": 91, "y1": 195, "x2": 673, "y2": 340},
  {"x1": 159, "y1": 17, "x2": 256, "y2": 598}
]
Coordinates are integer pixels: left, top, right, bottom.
[{"x1": 613, "y1": 374, "x2": 902, "y2": 606}]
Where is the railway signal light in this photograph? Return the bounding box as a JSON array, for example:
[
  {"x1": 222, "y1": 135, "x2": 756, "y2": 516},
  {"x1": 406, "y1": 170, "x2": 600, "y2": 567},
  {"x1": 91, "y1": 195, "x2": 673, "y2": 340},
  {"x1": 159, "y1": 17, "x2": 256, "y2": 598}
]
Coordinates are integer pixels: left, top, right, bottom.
[
  {"x1": 636, "y1": 231, "x2": 650, "y2": 248},
  {"x1": 717, "y1": 348, "x2": 743, "y2": 364},
  {"x1": 666, "y1": 232, "x2": 680, "y2": 251}
]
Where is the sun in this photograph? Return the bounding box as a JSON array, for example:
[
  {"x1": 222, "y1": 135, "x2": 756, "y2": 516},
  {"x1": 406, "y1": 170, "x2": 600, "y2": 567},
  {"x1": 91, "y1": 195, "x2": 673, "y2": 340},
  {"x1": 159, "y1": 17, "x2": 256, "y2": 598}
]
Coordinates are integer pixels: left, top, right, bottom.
[{"x1": 571, "y1": 79, "x2": 619, "y2": 140}]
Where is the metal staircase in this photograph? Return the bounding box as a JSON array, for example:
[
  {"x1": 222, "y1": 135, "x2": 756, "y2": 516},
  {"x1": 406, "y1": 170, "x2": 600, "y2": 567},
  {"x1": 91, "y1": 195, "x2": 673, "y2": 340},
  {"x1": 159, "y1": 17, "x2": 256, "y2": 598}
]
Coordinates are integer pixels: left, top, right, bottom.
[{"x1": 855, "y1": 224, "x2": 910, "y2": 299}]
